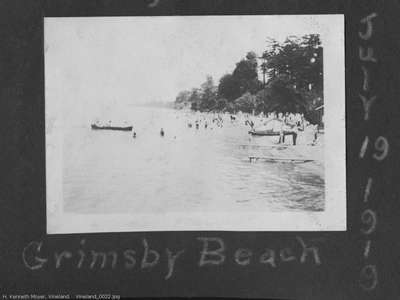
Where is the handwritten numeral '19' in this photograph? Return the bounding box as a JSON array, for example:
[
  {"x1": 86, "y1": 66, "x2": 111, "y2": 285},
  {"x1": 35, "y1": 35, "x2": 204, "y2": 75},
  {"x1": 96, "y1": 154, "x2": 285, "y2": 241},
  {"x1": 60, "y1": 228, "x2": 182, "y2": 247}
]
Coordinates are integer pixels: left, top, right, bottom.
[{"x1": 359, "y1": 136, "x2": 389, "y2": 161}]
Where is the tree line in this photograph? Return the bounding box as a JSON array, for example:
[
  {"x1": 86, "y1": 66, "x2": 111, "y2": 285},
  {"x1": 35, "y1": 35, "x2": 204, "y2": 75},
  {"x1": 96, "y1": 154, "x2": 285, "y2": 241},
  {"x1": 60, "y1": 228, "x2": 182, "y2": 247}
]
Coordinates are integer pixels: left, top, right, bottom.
[{"x1": 174, "y1": 34, "x2": 323, "y2": 124}]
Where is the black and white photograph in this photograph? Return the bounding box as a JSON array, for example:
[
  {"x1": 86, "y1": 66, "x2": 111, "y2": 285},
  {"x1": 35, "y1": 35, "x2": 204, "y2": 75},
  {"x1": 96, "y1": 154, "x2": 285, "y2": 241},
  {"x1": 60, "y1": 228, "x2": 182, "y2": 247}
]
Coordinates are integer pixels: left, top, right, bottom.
[{"x1": 45, "y1": 15, "x2": 345, "y2": 233}]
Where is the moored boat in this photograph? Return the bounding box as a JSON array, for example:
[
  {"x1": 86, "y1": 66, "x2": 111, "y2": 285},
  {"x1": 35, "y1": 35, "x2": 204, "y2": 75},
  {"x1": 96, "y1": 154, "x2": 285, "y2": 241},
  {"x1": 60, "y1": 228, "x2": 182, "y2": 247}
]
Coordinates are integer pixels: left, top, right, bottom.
[
  {"x1": 91, "y1": 124, "x2": 133, "y2": 131},
  {"x1": 248, "y1": 129, "x2": 296, "y2": 136},
  {"x1": 248, "y1": 119, "x2": 296, "y2": 136}
]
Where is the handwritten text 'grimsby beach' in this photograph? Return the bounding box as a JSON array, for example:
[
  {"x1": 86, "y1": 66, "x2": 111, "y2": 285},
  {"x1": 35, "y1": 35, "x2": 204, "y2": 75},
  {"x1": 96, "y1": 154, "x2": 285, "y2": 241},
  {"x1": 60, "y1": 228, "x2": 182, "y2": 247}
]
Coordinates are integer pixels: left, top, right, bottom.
[{"x1": 22, "y1": 236, "x2": 321, "y2": 279}]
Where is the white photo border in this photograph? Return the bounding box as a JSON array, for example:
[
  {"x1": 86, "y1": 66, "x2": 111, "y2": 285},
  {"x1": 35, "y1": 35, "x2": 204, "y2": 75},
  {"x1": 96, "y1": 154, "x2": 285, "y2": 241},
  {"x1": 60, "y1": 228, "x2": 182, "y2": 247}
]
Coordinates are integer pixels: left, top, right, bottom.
[{"x1": 45, "y1": 15, "x2": 346, "y2": 234}]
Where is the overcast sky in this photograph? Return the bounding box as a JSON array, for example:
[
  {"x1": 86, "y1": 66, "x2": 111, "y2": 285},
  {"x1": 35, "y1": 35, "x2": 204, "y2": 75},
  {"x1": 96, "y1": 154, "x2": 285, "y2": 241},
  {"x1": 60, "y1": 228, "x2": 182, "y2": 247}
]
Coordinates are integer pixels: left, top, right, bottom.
[{"x1": 45, "y1": 15, "x2": 339, "y2": 119}]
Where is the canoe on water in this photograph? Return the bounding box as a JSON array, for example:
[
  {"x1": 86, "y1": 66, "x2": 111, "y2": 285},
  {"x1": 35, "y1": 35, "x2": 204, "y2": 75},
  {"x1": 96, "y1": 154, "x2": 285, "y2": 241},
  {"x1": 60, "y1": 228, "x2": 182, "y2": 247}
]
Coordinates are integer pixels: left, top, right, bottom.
[{"x1": 91, "y1": 124, "x2": 133, "y2": 131}]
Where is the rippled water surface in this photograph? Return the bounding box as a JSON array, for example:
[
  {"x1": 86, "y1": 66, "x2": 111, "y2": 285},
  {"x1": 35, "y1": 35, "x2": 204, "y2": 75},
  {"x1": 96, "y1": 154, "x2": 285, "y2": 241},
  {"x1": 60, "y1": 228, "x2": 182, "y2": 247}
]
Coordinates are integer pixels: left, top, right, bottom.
[{"x1": 63, "y1": 107, "x2": 324, "y2": 213}]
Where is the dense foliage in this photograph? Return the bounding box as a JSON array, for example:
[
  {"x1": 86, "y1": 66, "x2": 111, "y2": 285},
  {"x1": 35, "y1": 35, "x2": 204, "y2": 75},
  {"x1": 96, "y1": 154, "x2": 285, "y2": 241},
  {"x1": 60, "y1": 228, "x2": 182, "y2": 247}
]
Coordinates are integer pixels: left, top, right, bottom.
[{"x1": 174, "y1": 34, "x2": 324, "y2": 124}]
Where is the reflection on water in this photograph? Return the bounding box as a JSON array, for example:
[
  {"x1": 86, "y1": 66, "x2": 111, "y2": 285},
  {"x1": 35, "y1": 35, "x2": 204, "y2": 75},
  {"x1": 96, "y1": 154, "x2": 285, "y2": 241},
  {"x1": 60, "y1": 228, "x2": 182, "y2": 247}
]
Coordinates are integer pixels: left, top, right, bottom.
[{"x1": 63, "y1": 107, "x2": 324, "y2": 213}]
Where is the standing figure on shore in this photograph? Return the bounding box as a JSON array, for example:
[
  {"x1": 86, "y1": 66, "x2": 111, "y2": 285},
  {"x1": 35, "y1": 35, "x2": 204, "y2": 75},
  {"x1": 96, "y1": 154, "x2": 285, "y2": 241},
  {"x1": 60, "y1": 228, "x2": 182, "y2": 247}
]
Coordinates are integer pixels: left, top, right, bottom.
[
  {"x1": 132, "y1": 131, "x2": 136, "y2": 138},
  {"x1": 312, "y1": 124, "x2": 318, "y2": 145},
  {"x1": 160, "y1": 128, "x2": 164, "y2": 137},
  {"x1": 292, "y1": 125, "x2": 298, "y2": 145},
  {"x1": 277, "y1": 114, "x2": 285, "y2": 144}
]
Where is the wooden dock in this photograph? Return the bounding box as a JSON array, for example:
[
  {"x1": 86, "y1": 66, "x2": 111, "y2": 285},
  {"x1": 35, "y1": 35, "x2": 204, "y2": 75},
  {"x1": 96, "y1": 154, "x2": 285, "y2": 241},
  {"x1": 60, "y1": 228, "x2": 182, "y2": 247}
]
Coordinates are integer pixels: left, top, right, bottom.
[
  {"x1": 248, "y1": 156, "x2": 314, "y2": 163},
  {"x1": 241, "y1": 144, "x2": 323, "y2": 163}
]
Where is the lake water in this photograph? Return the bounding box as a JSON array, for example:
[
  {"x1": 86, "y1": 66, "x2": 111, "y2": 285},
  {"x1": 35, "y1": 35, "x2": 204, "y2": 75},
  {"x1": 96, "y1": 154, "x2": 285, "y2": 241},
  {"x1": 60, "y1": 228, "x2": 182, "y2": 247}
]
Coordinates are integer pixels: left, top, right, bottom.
[{"x1": 63, "y1": 107, "x2": 324, "y2": 213}]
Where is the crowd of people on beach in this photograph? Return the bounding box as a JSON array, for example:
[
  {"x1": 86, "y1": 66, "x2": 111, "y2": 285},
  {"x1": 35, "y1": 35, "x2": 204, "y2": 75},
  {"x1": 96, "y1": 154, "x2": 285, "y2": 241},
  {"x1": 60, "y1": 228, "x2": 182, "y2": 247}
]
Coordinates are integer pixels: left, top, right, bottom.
[
  {"x1": 179, "y1": 110, "x2": 319, "y2": 146},
  {"x1": 187, "y1": 113, "x2": 225, "y2": 130}
]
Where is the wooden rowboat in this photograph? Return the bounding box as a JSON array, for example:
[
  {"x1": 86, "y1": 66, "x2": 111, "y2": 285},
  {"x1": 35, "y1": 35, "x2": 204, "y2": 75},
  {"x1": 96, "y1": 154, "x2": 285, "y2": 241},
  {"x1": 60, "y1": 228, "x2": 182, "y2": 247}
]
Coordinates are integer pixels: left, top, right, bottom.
[{"x1": 91, "y1": 124, "x2": 133, "y2": 131}]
